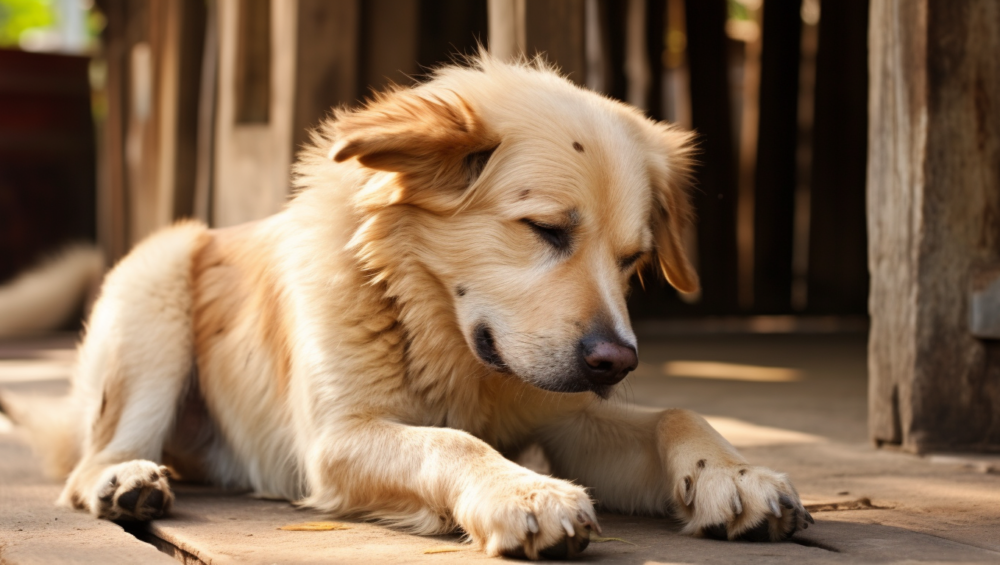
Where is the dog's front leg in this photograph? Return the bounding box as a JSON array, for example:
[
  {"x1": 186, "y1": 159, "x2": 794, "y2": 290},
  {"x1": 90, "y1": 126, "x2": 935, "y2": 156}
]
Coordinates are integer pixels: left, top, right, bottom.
[
  {"x1": 540, "y1": 406, "x2": 812, "y2": 541},
  {"x1": 303, "y1": 420, "x2": 599, "y2": 559}
]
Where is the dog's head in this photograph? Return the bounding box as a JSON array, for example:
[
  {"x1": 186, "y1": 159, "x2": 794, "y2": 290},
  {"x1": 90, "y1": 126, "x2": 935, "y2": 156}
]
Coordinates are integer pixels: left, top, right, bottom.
[{"x1": 326, "y1": 57, "x2": 697, "y2": 397}]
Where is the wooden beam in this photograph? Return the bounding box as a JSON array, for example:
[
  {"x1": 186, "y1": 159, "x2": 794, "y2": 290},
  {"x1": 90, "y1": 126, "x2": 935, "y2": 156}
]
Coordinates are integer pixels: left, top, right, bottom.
[{"x1": 868, "y1": 0, "x2": 1000, "y2": 452}]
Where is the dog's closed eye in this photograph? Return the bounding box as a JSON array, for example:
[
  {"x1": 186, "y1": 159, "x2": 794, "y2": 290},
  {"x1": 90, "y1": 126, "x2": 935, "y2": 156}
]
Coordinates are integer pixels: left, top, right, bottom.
[
  {"x1": 618, "y1": 252, "x2": 644, "y2": 271},
  {"x1": 522, "y1": 220, "x2": 572, "y2": 252}
]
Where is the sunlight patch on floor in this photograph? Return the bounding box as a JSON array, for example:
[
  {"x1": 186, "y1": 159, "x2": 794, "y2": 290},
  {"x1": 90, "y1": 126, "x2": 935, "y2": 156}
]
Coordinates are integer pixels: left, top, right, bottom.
[
  {"x1": 0, "y1": 359, "x2": 75, "y2": 383},
  {"x1": 651, "y1": 360, "x2": 803, "y2": 382},
  {"x1": 703, "y1": 416, "x2": 826, "y2": 447}
]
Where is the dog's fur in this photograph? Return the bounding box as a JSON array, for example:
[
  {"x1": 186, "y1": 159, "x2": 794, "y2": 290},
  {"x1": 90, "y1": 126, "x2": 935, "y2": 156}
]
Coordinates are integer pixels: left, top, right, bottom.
[{"x1": 4, "y1": 55, "x2": 811, "y2": 558}]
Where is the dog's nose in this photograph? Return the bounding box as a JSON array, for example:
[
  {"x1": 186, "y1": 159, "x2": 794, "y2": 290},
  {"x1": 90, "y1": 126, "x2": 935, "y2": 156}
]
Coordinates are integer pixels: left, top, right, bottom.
[{"x1": 579, "y1": 335, "x2": 638, "y2": 386}]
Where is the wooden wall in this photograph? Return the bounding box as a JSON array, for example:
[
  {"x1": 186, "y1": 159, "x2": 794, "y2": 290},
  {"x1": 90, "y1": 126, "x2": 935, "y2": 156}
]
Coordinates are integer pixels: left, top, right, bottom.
[{"x1": 91, "y1": 0, "x2": 870, "y2": 318}]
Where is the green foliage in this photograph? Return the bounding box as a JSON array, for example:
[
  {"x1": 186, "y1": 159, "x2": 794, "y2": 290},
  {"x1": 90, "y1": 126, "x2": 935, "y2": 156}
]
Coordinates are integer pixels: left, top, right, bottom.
[
  {"x1": 0, "y1": 0, "x2": 57, "y2": 48},
  {"x1": 727, "y1": 0, "x2": 751, "y2": 22}
]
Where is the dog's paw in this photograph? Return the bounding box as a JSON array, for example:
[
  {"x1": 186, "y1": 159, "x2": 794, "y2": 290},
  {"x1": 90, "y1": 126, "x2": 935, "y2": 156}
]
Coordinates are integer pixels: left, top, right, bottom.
[
  {"x1": 460, "y1": 474, "x2": 599, "y2": 560},
  {"x1": 674, "y1": 460, "x2": 813, "y2": 542},
  {"x1": 91, "y1": 460, "x2": 173, "y2": 521}
]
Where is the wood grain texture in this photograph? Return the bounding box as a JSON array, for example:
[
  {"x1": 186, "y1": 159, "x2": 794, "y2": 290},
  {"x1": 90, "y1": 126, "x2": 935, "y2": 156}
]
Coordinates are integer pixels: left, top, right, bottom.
[
  {"x1": 213, "y1": 0, "x2": 298, "y2": 227},
  {"x1": 292, "y1": 0, "x2": 360, "y2": 153},
  {"x1": 525, "y1": 0, "x2": 586, "y2": 84},
  {"x1": 868, "y1": 0, "x2": 1000, "y2": 452}
]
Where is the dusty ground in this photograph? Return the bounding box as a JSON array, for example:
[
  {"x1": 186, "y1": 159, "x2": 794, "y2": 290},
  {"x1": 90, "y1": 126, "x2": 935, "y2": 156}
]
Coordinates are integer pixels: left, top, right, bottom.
[{"x1": 1, "y1": 331, "x2": 999, "y2": 564}]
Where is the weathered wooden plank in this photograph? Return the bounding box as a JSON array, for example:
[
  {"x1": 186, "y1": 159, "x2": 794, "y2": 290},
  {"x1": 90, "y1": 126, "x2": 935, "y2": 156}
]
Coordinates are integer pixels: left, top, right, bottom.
[
  {"x1": 213, "y1": 0, "x2": 298, "y2": 227},
  {"x1": 868, "y1": 0, "x2": 1000, "y2": 452},
  {"x1": 488, "y1": 0, "x2": 526, "y2": 62},
  {"x1": 359, "y1": 0, "x2": 419, "y2": 95},
  {"x1": 292, "y1": 0, "x2": 360, "y2": 153},
  {"x1": 525, "y1": 0, "x2": 586, "y2": 84},
  {"x1": 170, "y1": 0, "x2": 208, "y2": 220}
]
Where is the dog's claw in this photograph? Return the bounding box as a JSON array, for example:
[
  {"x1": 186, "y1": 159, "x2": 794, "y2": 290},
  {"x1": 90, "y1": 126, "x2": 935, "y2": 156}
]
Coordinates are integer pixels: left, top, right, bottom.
[
  {"x1": 682, "y1": 475, "x2": 695, "y2": 506},
  {"x1": 732, "y1": 493, "x2": 743, "y2": 516},
  {"x1": 805, "y1": 510, "x2": 815, "y2": 525},
  {"x1": 560, "y1": 516, "x2": 575, "y2": 537},
  {"x1": 779, "y1": 493, "x2": 795, "y2": 509},
  {"x1": 586, "y1": 509, "x2": 602, "y2": 535},
  {"x1": 527, "y1": 513, "x2": 539, "y2": 534},
  {"x1": 769, "y1": 499, "x2": 782, "y2": 519}
]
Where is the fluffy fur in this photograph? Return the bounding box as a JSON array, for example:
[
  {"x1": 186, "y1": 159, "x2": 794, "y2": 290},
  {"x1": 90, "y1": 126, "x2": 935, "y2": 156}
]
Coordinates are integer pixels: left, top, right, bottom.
[{"x1": 4, "y1": 55, "x2": 812, "y2": 558}]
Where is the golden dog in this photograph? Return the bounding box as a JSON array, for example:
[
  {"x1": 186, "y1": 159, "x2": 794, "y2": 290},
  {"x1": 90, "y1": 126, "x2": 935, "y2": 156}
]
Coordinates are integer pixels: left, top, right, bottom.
[{"x1": 12, "y1": 55, "x2": 811, "y2": 559}]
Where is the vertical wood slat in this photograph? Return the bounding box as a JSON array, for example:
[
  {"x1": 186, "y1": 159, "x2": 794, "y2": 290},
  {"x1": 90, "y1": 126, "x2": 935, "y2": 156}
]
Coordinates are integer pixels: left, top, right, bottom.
[
  {"x1": 868, "y1": 0, "x2": 1000, "y2": 452},
  {"x1": 234, "y1": 0, "x2": 271, "y2": 124},
  {"x1": 213, "y1": 0, "x2": 298, "y2": 227},
  {"x1": 488, "y1": 0, "x2": 526, "y2": 62},
  {"x1": 359, "y1": 0, "x2": 419, "y2": 97},
  {"x1": 417, "y1": 0, "x2": 489, "y2": 66},
  {"x1": 644, "y1": 0, "x2": 667, "y2": 121},
  {"x1": 292, "y1": 0, "x2": 360, "y2": 153},
  {"x1": 95, "y1": 0, "x2": 205, "y2": 254},
  {"x1": 683, "y1": 0, "x2": 738, "y2": 313},
  {"x1": 170, "y1": 0, "x2": 208, "y2": 220},
  {"x1": 806, "y1": 0, "x2": 870, "y2": 314},
  {"x1": 95, "y1": 0, "x2": 129, "y2": 263},
  {"x1": 525, "y1": 0, "x2": 587, "y2": 84},
  {"x1": 751, "y1": 0, "x2": 802, "y2": 313}
]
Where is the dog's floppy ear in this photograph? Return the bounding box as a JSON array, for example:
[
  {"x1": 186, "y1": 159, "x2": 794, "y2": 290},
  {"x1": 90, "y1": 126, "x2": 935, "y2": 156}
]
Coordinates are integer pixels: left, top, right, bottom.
[
  {"x1": 650, "y1": 124, "x2": 700, "y2": 294},
  {"x1": 328, "y1": 87, "x2": 497, "y2": 182}
]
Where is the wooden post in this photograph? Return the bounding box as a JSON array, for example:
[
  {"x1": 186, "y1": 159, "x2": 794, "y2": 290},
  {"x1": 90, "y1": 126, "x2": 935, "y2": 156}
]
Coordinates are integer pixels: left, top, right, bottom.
[{"x1": 868, "y1": 0, "x2": 1000, "y2": 452}]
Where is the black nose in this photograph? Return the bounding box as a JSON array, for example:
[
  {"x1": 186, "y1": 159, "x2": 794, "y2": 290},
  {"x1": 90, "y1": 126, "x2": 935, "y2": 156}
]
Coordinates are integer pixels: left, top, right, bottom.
[{"x1": 579, "y1": 335, "x2": 638, "y2": 386}]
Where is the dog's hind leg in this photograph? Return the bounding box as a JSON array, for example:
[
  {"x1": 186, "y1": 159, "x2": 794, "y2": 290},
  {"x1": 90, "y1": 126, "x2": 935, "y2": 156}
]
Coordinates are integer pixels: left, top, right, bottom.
[{"x1": 59, "y1": 221, "x2": 207, "y2": 521}]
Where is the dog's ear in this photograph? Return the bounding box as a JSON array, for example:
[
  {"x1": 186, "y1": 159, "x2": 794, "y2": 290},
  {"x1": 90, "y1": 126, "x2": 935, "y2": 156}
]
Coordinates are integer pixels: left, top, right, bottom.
[
  {"x1": 650, "y1": 124, "x2": 700, "y2": 294},
  {"x1": 328, "y1": 88, "x2": 497, "y2": 185}
]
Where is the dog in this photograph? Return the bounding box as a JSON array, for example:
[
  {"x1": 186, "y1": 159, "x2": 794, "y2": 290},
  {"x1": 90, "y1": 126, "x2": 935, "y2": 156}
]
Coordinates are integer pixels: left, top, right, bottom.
[{"x1": 3, "y1": 55, "x2": 811, "y2": 559}]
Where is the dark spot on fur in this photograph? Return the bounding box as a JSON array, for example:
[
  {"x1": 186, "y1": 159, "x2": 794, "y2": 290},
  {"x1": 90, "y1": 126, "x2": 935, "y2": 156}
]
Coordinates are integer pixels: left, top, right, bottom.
[
  {"x1": 150, "y1": 470, "x2": 160, "y2": 482},
  {"x1": 734, "y1": 520, "x2": 773, "y2": 542},
  {"x1": 703, "y1": 523, "x2": 728, "y2": 540},
  {"x1": 455, "y1": 285, "x2": 467, "y2": 297},
  {"x1": 572, "y1": 141, "x2": 584, "y2": 153},
  {"x1": 697, "y1": 459, "x2": 706, "y2": 469},
  {"x1": 739, "y1": 468, "x2": 747, "y2": 476},
  {"x1": 100, "y1": 393, "x2": 107, "y2": 417},
  {"x1": 518, "y1": 188, "x2": 531, "y2": 200}
]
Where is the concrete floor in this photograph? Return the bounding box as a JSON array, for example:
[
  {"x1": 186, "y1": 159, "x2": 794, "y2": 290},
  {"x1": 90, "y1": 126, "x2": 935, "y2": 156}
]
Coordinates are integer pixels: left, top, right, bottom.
[{"x1": 2, "y1": 332, "x2": 999, "y2": 564}]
